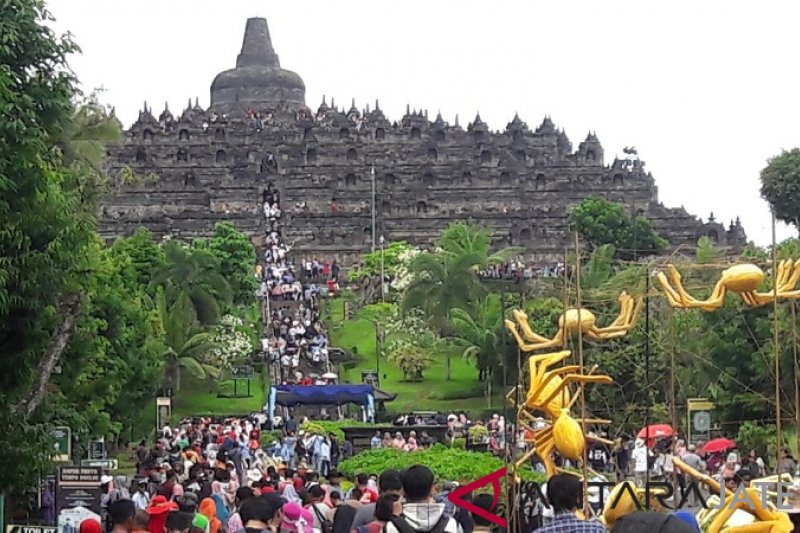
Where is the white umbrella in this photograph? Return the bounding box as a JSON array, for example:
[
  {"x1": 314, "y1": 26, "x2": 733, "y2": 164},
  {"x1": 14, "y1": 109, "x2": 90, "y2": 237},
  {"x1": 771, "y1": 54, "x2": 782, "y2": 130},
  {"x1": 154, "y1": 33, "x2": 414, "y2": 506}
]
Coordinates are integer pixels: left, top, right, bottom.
[{"x1": 322, "y1": 372, "x2": 338, "y2": 380}]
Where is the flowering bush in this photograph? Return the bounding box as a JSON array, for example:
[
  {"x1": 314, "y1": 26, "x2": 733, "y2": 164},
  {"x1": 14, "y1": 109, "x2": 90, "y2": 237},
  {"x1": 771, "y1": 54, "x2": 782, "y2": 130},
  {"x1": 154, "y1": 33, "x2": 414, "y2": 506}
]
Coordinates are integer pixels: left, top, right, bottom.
[
  {"x1": 201, "y1": 314, "x2": 255, "y2": 371},
  {"x1": 390, "y1": 247, "x2": 420, "y2": 291}
]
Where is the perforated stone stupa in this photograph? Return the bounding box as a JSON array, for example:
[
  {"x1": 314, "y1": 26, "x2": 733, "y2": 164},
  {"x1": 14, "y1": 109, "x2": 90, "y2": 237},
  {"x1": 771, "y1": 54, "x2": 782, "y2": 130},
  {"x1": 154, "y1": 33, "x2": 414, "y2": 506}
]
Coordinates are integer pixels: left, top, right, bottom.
[{"x1": 103, "y1": 17, "x2": 746, "y2": 263}]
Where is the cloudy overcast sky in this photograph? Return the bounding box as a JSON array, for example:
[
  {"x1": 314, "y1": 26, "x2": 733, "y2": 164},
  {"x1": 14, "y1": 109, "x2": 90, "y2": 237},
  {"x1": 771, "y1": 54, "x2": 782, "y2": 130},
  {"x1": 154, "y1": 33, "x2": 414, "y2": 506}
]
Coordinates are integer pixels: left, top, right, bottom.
[{"x1": 50, "y1": 0, "x2": 800, "y2": 246}]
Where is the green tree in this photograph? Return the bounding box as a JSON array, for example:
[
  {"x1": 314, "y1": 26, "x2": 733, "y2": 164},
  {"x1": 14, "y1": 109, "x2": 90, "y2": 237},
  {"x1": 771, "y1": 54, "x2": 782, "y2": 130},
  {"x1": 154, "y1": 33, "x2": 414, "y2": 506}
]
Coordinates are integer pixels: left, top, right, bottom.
[
  {"x1": 0, "y1": 0, "x2": 95, "y2": 495},
  {"x1": 570, "y1": 198, "x2": 666, "y2": 259},
  {"x1": 207, "y1": 222, "x2": 257, "y2": 306},
  {"x1": 151, "y1": 240, "x2": 232, "y2": 325},
  {"x1": 42, "y1": 242, "x2": 164, "y2": 451},
  {"x1": 155, "y1": 290, "x2": 220, "y2": 392},
  {"x1": 402, "y1": 222, "x2": 520, "y2": 379},
  {"x1": 760, "y1": 148, "x2": 800, "y2": 231},
  {"x1": 450, "y1": 295, "x2": 504, "y2": 379},
  {"x1": 110, "y1": 228, "x2": 165, "y2": 291}
]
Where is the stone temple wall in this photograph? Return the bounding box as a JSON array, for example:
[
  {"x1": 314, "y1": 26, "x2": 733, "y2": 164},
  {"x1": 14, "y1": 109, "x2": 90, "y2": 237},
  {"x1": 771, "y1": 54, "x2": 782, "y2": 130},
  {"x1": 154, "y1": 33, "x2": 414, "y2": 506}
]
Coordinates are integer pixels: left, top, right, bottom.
[{"x1": 101, "y1": 18, "x2": 746, "y2": 265}]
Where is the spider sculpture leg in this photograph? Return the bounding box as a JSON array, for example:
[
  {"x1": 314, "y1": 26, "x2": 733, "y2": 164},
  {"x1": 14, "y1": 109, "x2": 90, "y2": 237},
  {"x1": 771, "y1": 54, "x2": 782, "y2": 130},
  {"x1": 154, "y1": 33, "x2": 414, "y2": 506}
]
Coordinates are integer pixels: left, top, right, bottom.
[
  {"x1": 539, "y1": 374, "x2": 612, "y2": 409},
  {"x1": 657, "y1": 270, "x2": 685, "y2": 307},
  {"x1": 528, "y1": 367, "x2": 580, "y2": 413},
  {"x1": 708, "y1": 488, "x2": 793, "y2": 533},
  {"x1": 512, "y1": 310, "x2": 567, "y2": 351},
  {"x1": 750, "y1": 258, "x2": 800, "y2": 306},
  {"x1": 504, "y1": 319, "x2": 564, "y2": 352},
  {"x1": 661, "y1": 265, "x2": 729, "y2": 309}
]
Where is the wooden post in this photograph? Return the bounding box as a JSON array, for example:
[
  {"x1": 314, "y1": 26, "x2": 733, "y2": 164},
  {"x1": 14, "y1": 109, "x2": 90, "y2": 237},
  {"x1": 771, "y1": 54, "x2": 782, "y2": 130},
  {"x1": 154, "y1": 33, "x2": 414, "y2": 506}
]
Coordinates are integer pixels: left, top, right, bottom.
[
  {"x1": 772, "y1": 210, "x2": 782, "y2": 471},
  {"x1": 792, "y1": 302, "x2": 799, "y2": 454},
  {"x1": 669, "y1": 306, "x2": 679, "y2": 500},
  {"x1": 574, "y1": 232, "x2": 588, "y2": 513}
]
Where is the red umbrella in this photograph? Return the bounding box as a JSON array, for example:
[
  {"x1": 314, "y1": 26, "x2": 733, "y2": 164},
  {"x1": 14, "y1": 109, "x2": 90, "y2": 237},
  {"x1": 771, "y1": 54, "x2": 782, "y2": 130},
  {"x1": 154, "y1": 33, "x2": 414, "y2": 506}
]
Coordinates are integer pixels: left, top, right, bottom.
[
  {"x1": 637, "y1": 424, "x2": 674, "y2": 440},
  {"x1": 704, "y1": 437, "x2": 735, "y2": 454}
]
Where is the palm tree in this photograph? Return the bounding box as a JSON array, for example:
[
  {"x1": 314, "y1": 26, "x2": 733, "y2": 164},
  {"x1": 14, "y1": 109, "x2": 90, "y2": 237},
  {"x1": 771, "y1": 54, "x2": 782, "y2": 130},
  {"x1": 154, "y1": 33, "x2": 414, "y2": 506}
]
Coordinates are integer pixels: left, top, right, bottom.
[
  {"x1": 450, "y1": 295, "x2": 506, "y2": 406},
  {"x1": 150, "y1": 241, "x2": 233, "y2": 325},
  {"x1": 402, "y1": 222, "x2": 520, "y2": 379},
  {"x1": 155, "y1": 290, "x2": 220, "y2": 392}
]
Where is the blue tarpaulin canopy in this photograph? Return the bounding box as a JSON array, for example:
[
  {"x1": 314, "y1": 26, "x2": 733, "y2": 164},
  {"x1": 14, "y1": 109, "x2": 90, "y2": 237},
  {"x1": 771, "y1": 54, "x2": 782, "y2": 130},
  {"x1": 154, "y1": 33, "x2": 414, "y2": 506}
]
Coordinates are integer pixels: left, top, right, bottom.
[{"x1": 267, "y1": 385, "x2": 377, "y2": 422}]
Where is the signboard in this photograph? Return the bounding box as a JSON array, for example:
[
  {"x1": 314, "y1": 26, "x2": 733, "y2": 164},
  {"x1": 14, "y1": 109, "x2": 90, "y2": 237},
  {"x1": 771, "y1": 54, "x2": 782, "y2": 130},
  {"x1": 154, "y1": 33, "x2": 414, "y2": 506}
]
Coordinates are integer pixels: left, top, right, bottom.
[
  {"x1": 361, "y1": 370, "x2": 379, "y2": 387},
  {"x1": 57, "y1": 507, "x2": 100, "y2": 533},
  {"x1": 87, "y1": 440, "x2": 105, "y2": 460},
  {"x1": 80, "y1": 459, "x2": 118, "y2": 471},
  {"x1": 56, "y1": 467, "x2": 101, "y2": 533},
  {"x1": 156, "y1": 397, "x2": 171, "y2": 431},
  {"x1": 231, "y1": 365, "x2": 254, "y2": 379},
  {"x1": 51, "y1": 427, "x2": 71, "y2": 463},
  {"x1": 687, "y1": 398, "x2": 714, "y2": 445},
  {"x1": 7, "y1": 525, "x2": 58, "y2": 533}
]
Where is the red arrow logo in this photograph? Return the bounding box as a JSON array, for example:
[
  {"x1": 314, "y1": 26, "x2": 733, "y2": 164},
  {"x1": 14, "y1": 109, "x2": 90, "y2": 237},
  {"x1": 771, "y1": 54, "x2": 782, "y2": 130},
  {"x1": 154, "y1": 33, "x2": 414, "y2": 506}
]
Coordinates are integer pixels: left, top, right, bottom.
[{"x1": 447, "y1": 467, "x2": 507, "y2": 528}]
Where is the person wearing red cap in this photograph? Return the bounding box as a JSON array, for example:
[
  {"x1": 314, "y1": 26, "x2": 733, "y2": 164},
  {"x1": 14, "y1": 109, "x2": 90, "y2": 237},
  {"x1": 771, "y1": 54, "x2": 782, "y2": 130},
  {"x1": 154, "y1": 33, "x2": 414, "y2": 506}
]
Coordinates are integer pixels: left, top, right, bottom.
[
  {"x1": 79, "y1": 519, "x2": 102, "y2": 533},
  {"x1": 146, "y1": 495, "x2": 178, "y2": 533}
]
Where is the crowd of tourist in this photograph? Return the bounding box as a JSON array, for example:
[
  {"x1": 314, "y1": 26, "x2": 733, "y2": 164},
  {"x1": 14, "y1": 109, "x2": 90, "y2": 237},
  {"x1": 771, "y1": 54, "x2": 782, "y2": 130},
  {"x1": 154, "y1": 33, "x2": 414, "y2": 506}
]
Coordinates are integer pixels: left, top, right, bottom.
[
  {"x1": 56, "y1": 414, "x2": 735, "y2": 533},
  {"x1": 256, "y1": 182, "x2": 341, "y2": 383},
  {"x1": 478, "y1": 262, "x2": 569, "y2": 281}
]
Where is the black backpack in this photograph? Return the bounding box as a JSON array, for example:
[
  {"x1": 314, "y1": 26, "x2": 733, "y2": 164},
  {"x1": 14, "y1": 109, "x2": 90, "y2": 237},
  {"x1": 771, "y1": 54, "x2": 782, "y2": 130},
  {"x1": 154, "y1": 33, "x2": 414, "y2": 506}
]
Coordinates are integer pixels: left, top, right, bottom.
[
  {"x1": 384, "y1": 515, "x2": 449, "y2": 533},
  {"x1": 311, "y1": 504, "x2": 334, "y2": 533}
]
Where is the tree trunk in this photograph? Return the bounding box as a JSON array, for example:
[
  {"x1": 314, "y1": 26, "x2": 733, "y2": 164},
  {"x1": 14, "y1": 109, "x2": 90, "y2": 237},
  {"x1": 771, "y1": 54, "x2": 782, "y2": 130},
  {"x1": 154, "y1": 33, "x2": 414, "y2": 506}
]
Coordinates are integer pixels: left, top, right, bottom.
[
  {"x1": 446, "y1": 352, "x2": 451, "y2": 381},
  {"x1": 14, "y1": 292, "x2": 83, "y2": 419},
  {"x1": 175, "y1": 363, "x2": 181, "y2": 393}
]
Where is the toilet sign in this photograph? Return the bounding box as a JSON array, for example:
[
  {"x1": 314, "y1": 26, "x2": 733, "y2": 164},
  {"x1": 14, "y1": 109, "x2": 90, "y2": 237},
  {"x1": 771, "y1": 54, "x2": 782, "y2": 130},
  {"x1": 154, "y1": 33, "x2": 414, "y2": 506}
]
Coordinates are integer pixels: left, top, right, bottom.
[{"x1": 6, "y1": 526, "x2": 58, "y2": 533}]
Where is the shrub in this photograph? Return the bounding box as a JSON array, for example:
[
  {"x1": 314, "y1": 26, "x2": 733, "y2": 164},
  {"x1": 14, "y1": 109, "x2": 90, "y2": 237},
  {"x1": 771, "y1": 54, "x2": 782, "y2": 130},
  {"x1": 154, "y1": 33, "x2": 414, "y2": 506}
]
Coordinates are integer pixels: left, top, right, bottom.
[{"x1": 338, "y1": 444, "x2": 543, "y2": 483}]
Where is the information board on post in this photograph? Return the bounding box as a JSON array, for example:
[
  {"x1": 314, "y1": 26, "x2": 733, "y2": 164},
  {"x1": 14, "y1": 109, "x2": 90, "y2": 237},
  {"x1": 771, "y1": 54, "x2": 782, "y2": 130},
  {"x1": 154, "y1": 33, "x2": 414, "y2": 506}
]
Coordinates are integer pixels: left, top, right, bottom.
[
  {"x1": 156, "y1": 397, "x2": 171, "y2": 432},
  {"x1": 231, "y1": 365, "x2": 254, "y2": 379},
  {"x1": 56, "y1": 467, "x2": 101, "y2": 533},
  {"x1": 51, "y1": 427, "x2": 71, "y2": 463},
  {"x1": 361, "y1": 370, "x2": 379, "y2": 387},
  {"x1": 687, "y1": 398, "x2": 714, "y2": 445}
]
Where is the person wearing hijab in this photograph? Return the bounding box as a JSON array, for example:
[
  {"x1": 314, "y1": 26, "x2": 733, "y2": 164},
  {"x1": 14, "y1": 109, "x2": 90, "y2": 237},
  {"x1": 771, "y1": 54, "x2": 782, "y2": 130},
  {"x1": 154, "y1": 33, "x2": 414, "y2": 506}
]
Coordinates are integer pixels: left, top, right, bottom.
[
  {"x1": 210, "y1": 482, "x2": 231, "y2": 524},
  {"x1": 78, "y1": 518, "x2": 103, "y2": 533},
  {"x1": 280, "y1": 502, "x2": 314, "y2": 533},
  {"x1": 404, "y1": 431, "x2": 418, "y2": 452},
  {"x1": 199, "y1": 498, "x2": 222, "y2": 533}
]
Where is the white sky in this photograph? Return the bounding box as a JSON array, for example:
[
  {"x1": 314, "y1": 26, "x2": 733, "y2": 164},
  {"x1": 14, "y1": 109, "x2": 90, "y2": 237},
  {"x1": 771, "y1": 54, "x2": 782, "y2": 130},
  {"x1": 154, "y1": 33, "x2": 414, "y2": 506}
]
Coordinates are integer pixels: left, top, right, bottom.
[{"x1": 50, "y1": 0, "x2": 800, "y2": 246}]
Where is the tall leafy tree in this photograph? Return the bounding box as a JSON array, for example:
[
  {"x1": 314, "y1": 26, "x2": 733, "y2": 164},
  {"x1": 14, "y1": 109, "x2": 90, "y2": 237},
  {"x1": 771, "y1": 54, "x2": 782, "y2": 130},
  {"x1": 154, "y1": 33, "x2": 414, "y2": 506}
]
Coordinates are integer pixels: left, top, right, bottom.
[
  {"x1": 110, "y1": 228, "x2": 166, "y2": 291},
  {"x1": 0, "y1": 0, "x2": 97, "y2": 495},
  {"x1": 155, "y1": 290, "x2": 220, "y2": 392},
  {"x1": 151, "y1": 240, "x2": 232, "y2": 325},
  {"x1": 570, "y1": 198, "x2": 666, "y2": 259},
  {"x1": 760, "y1": 148, "x2": 800, "y2": 231},
  {"x1": 402, "y1": 222, "x2": 519, "y2": 379},
  {"x1": 207, "y1": 222, "x2": 257, "y2": 306}
]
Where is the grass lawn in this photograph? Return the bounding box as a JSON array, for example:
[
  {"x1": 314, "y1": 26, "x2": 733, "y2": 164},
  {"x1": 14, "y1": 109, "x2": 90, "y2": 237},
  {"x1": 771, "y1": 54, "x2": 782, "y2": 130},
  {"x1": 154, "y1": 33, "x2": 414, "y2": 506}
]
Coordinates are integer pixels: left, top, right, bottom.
[
  {"x1": 324, "y1": 300, "x2": 505, "y2": 415},
  {"x1": 172, "y1": 369, "x2": 267, "y2": 418}
]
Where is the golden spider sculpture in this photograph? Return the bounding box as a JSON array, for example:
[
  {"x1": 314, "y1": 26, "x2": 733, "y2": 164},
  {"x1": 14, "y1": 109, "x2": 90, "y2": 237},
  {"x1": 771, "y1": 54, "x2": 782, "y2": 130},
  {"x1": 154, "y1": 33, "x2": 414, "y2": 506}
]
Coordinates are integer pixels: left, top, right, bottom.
[
  {"x1": 657, "y1": 260, "x2": 800, "y2": 311},
  {"x1": 673, "y1": 457, "x2": 793, "y2": 533},
  {"x1": 511, "y1": 350, "x2": 612, "y2": 477},
  {"x1": 504, "y1": 291, "x2": 642, "y2": 352}
]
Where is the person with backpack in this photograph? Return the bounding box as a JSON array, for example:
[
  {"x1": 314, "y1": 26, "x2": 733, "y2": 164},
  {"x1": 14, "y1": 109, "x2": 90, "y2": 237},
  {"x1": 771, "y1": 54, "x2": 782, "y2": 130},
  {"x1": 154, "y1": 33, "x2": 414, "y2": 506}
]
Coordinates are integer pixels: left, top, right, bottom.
[
  {"x1": 384, "y1": 466, "x2": 462, "y2": 533},
  {"x1": 306, "y1": 485, "x2": 332, "y2": 533}
]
